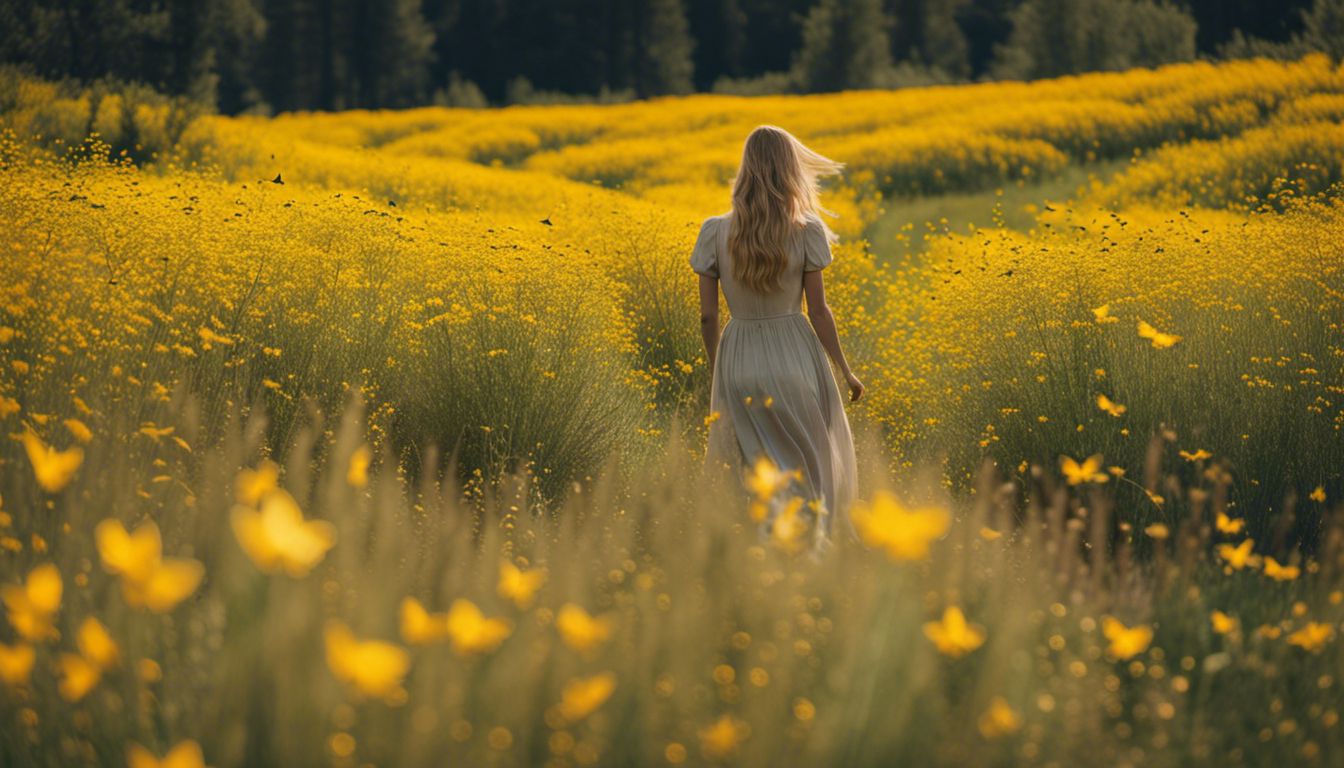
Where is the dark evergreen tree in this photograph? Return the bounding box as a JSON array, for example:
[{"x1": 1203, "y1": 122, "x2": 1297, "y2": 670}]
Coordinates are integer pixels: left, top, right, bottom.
[
  {"x1": 634, "y1": 0, "x2": 695, "y2": 95},
  {"x1": 991, "y1": 0, "x2": 1196, "y2": 80},
  {"x1": 887, "y1": 0, "x2": 971, "y2": 77},
  {"x1": 792, "y1": 0, "x2": 893, "y2": 91}
]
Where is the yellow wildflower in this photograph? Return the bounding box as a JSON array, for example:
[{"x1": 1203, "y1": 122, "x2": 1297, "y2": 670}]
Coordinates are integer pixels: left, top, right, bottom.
[
  {"x1": 923, "y1": 606, "x2": 986, "y2": 658},
  {"x1": 850, "y1": 490, "x2": 951, "y2": 561}
]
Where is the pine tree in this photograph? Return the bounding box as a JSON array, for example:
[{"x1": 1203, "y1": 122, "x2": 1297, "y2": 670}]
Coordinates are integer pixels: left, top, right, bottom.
[
  {"x1": 1299, "y1": 0, "x2": 1344, "y2": 59},
  {"x1": 991, "y1": 0, "x2": 1196, "y2": 80},
  {"x1": 636, "y1": 0, "x2": 695, "y2": 95},
  {"x1": 792, "y1": 0, "x2": 894, "y2": 92}
]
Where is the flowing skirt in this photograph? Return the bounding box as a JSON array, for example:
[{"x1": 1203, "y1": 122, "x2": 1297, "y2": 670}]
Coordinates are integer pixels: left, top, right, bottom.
[{"x1": 704, "y1": 312, "x2": 859, "y2": 544}]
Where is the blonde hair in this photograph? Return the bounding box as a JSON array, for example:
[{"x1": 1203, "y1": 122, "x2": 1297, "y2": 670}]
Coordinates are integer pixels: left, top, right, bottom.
[{"x1": 727, "y1": 125, "x2": 843, "y2": 293}]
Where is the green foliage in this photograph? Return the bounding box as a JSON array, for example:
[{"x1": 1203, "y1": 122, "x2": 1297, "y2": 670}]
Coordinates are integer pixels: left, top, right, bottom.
[
  {"x1": 792, "y1": 0, "x2": 895, "y2": 91},
  {"x1": 991, "y1": 0, "x2": 1197, "y2": 80}
]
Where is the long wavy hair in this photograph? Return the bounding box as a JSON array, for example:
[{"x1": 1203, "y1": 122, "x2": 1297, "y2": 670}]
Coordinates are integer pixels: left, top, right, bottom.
[{"x1": 727, "y1": 125, "x2": 843, "y2": 293}]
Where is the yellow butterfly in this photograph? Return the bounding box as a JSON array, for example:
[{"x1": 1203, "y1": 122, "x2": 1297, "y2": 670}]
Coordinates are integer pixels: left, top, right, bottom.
[
  {"x1": 1214, "y1": 511, "x2": 1244, "y2": 535},
  {"x1": 850, "y1": 490, "x2": 951, "y2": 562},
  {"x1": 444, "y1": 599, "x2": 512, "y2": 656},
  {"x1": 57, "y1": 652, "x2": 102, "y2": 702},
  {"x1": 1101, "y1": 616, "x2": 1153, "y2": 659},
  {"x1": 1060, "y1": 454, "x2": 1108, "y2": 485},
  {"x1": 555, "y1": 603, "x2": 615, "y2": 653},
  {"x1": 235, "y1": 460, "x2": 280, "y2": 506},
  {"x1": 95, "y1": 519, "x2": 203, "y2": 613},
  {"x1": 0, "y1": 642, "x2": 35, "y2": 686},
  {"x1": 77, "y1": 617, "x2": 120, "y2": 669},
  {"x1": 127, "y1": 740, "x2": 208, "y2": 768},
  {"x1": 20, "y1": 428, "x2": 83, "y2": 493},
  {"x1": 1096, "y1": 394, "x2": 1126, "y2": 417},
  {"x1": 323, "y1": 621, "x2": 409, "y2": 699},
  {"x1": 922, "y1": 606, "x2": 986, "y2": 658},
  {"x1": 399, "y1": 596, "x2": 452, "y2": 645},
  {"x1": 497, "y1": 560, "x2": 546, "y2": 610},
  {"x1": 2, "y1": 563, "x2": 62, "y2": 641},
  {"x1": 1217, "y1": 538, "x2": 1260, "y2": 570},
  {"x1": 1262, "y1": 556, "x2": 1300, "y2": 581},
  {"x1": 95, "y1": 518, "x2": 163, "y2": 583},
  {"x1": 1179, "y1": 449, "x2": 1212, "y2": 462},
  {"x1": 230, "y1": 487, "x2": 336, "y2": 577},
  {"x1": 555, "y1": 671, "x2": 617, "y2": 722},
  {"x1": 1137, "y1": 320, "x2": 1181, "y2": 349}
]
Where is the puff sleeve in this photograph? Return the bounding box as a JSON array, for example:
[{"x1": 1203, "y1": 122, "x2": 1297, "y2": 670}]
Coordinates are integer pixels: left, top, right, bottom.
[
  {"x1": 803, "y1": 216, "x2": 833, "y2": 272},
  {"x1": 689, "y1": 217, "x2": 719, "y2": 278}
]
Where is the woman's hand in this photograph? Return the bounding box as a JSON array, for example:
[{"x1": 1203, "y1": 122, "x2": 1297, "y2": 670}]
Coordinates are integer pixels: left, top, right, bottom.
[{"x1": 844, "y1": 371, "x2": 865, "y2": 403}]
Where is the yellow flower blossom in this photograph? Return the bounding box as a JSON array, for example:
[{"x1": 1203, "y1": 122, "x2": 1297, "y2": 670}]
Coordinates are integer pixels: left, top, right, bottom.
[
  {"x1": 1101, "y1": 617, "x2": 1152, "y2": 659},
  {"x1": 444, "y1": 599, "x2": 512, "y2": 656},
  {"x1": 230, "y1": 487, "x2": 336, "y2": 577},
  {"x1": 2, "y1": 563, "x2": 62, "y2": 642},
  {"x1": 850, "y1": 490, "x2": 951, "y2": 561},
  {"x1": 324, "y1": 620, "x2": 410, "y2": 700},
  {"x1": 923, "y1": 606, "x2": 986, "y2": 658},
  {"x1": 497, "y1": 560, "x2": 547, "y2": 609},
  {"x1": 126, "y1": 740, "x2": 208, "y2": 768},
  {"x1": 555, "y1": 671, "x2": 617, "y2": 722},
  {"x1": 556, "y1": 603, "x2": 614, "y2": 653},
  {"x1": 977, "y1": 696, "x2": 1022, "y2": 738},
  {"x1": 1060, "y1": 454, "x2": 1108, "y2": 485},
  {"x1": 20, "y1": 428, "x2": 83, "y2": 493}
]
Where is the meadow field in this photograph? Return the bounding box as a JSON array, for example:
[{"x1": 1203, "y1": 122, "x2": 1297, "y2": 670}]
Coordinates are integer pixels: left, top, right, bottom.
[{"x1": 1, "y1": 53, "x2": 1344, "y2": 766}]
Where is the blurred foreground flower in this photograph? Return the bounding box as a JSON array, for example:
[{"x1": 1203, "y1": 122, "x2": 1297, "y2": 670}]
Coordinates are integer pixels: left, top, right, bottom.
[
  {"x1": 1096, "y1": 394, "x2": 1126, "y2": 417},
  {"x1": 444, "y1": 598, "x2": 512, "y2": 656},
  {"x1": 1101, "y1": 617, "x2": 1152, "y2": 659},
  {"x1": 923, "y1": 606, "x2": 986, "y2": 658},
  {"x1": 1262, "y1": 556, "x2": 1300, "y2": 581},
  {"x1": 1217, "y1": 538, "x2": 1261, "y2": 570},
  {"x1": 2, "y1": 563, "x2": 62, "y2": 641},
  {"x1": 1137, "y1": 320, "x2": 1181, "y2": 349},
  {"x1": 324, "y1": 620, "x2": 409, "y2": 701},
  {"x1": 850, "y1": 490, "x2": 951, "y2": 561},
  {"x1": 1215, "y1": 512, "x2": 1245, "y2": 535},
  {"x1": 95, "y1": 519, "x2": 203, "y2": 612},
  {"x1": 745, "y1": 455, "x2": 801, "y2": 502},
  {"x1": 1286, "y1": 622, "x2": 1335, "y2": 652},
  {"x1": 20, "y1": 427, "x2": 83, "y2": 493},
  {"x1": 698, "y1": 713, "x2": 749, "y2": 759},
  {"x1": 399, "y1": 597, "x2": 451, "y2": 645},
  {"x1": 1060, "y1": 454, "x2": 1108, "y2": 485},
  {"x1": 231, "y1": 486, "x2": 336, "y2": 577},
  {"x1": 347, "y1": 444, "x2": 372, "y2": 488},
  {"x1": 127, "y1": 739, "x2": 208, "y2": 768},
  {"x1": 977, "y1": 697, "x2": 1022, "y2": 738},
  {"x1": 498, "y1": 560, "x2": 546, "y2": 609},
  {"x1": 769, "y1": 497, "x2": 811, "y2": 555},
  {"x1": 0, "y1": 642, "x2": 35, "y2": 687},
  {"x1": 556, "y1": 603, "x2": 615, "y2": 653},
  {"x1": 555, "y1": 671, "x2": 617, "y2": 722},
  {"x1": 1210, "y1": 610, "x2": 1238, "y2": 635}
]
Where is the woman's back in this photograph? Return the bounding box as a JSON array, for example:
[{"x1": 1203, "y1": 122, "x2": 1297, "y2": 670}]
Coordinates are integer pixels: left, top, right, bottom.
[{"x1": 691, "y1": 211, "x2": 834, "y2": 320}]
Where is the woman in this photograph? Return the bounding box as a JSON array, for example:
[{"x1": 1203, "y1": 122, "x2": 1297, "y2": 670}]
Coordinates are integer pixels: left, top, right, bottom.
[{"x1": 691, "y1": 125, "x2": 862, "y2": 554}]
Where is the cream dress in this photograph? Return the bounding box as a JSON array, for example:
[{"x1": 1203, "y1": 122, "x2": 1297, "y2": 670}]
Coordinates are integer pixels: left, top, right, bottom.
[{"x1": 691, "y1": 210, "x2": 859, "y2": 545}]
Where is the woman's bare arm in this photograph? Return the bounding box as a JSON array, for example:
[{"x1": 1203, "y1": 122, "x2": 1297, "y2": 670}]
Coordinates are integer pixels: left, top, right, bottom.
[
  {"x1": 803, "y1": 270, "x2": 864, "y2": 402},
  {"x1": 698, "y1": 273, "x2": 721, "y2": 371}
]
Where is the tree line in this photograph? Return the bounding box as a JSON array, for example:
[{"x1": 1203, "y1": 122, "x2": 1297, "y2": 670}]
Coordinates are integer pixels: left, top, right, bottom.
[{"x1": 1, "y1": 0, "x2": 1338, "y2": 114}]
